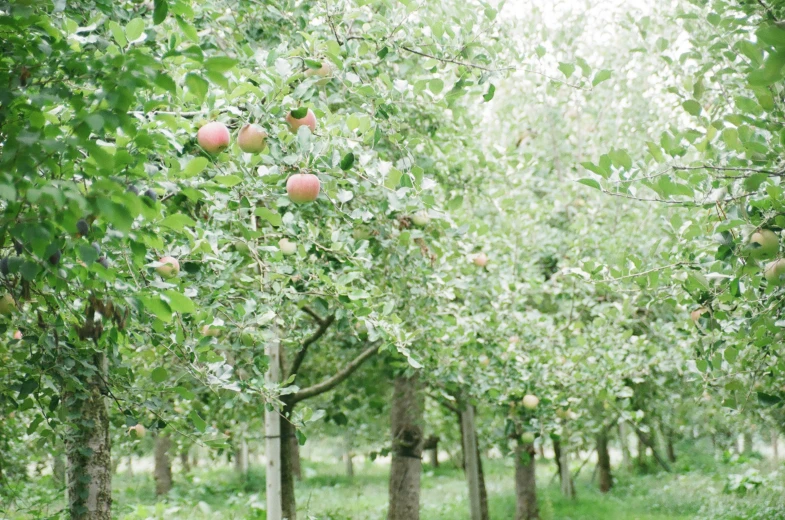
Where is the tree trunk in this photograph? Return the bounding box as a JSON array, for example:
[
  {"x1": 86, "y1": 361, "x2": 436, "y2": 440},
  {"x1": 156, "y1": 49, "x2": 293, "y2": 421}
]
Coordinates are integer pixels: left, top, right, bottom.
[
  {"x1": 388, "y1": 374, "x2": 424, "y2": 520},
  {"x1": 633, "y1": 426, "x2": 671, "y2": 472},
  {"x1": 559, "y1": 443, "x2": 576, "y2": 499},
  {"x1": 636, "y1": 433, "x2": 647, "y2": 467},
  {"x1": 477, "y1": 441, "x2": 489, "y2": 520},
  {"x1": 461, "y1": 406, "x2": 482, "y2": 520},
  {"x1": 180, "y1": 448, "x2": 191, "y2": 474},
  {"x1": 345, "y1": 433, "x2": 354, "y2": 478},
  {"x1": 619, "y1": 423, "x2": 632, "y2": 471},
  {"x1": 423, "y1": 436, "x2": 439, "y2": 468},
  {"x1": 154, "y1": 434, "x2": 172, "y2": 496},
  {"x1": 514, "y1": 440, "x2": 539, "y2": 520},
  {"x1": 127, "y1": 455, "x2": 133, "y2": 476},
  {"x1": 291, "y1": 434, "x2": 302, "y2": 480},
  {"x1": 772, "y1": 431, "x2": 779, "y2": 463},
  {"x1": 280, "y1": 402, "x2": 297, "y2": 520},
  {"x1": 597, "y1": 428, "x2": 613, "y2": 493},
  {"x1": 553, "y1": 438, "x2": 563, "y2": 483},
  {"x1": 53, "y1": 454, "x2": 66, "y2": 484},
  {"x1": 65, "y1": 354, "x2": 112, "y2": 520},
  {"x1": 744, "y1": 432, "x2": 754, "y2": 455},
  {"x1": 234, "y1": 438, "x2": 249, "y2": 476},
  {"x1": 265, "y1": 333, "x2": 283, "y2": 520},
  {"x1": 666, "y1": 432, "x2": 676, "y2": 463}
]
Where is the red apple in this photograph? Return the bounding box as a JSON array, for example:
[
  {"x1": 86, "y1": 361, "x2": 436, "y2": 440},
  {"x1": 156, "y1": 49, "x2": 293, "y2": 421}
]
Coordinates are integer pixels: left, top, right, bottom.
[
  {"x1": 279, "y1": 238, "x2": 297, "y2": 255},
  {"x1": 237, "y1": 124, "x2": 267, "y2": 153},
  {"x1": 156, "y1": 256, "x2": 180, "y2": 279},
  {"x1": 197, "y1": 122, "x2": 230, "y2": 154},
  {"x1": 305, "y1": 62, "x2": 335, "y2": 78},
  {"x1": 522, "y1": 394, "x2": 539, "y2": 410},
  {"x1": 128, "y1": 424, "x2": 146, "y2": 438},
  {"x1": 473, "y1": 253, "x2": 488, "y2": 267},
  {"x1": 286, "y1": 173, "x2": 320, "y2": 204},
  {"x1": 690, "y1": 307, "x2": 707, "y2": 322},
  {"x1": 13, "y1": 330, "x2": 22, "y2": 340},
  {"x1": 286, "y1": 109, "x2": 317, "y2": 133}
]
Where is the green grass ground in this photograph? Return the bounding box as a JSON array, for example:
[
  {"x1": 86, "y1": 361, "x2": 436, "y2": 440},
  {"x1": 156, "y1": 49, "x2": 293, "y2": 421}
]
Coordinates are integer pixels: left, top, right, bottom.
[{"x1": 107, "y1": 452, "x2": 784, "y2": 520}]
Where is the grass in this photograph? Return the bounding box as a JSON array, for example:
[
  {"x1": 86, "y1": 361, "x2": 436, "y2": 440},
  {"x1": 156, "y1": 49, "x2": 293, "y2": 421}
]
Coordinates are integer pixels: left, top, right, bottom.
[{"x1": 6, "y1": 445, "x2": 785, "y2": 519}]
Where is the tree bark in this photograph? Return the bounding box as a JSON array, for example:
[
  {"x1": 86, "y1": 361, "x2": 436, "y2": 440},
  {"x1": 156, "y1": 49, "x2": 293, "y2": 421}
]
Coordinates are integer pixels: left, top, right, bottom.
[
  {"x1": 234, "y1": 438, "x2": 249, "y2": 476},
  {"x1": 553, "y1": 438, "x2": 563, "y2": 483},
  {"x1": 461, "y1": 406, "x2": 482, "y2": 520},
  {"x1": 291, "y1": 434, "x2": 302, "y2": 480},
  {"x1": 597, "y1": 428, "x2": 613, "y2": 493},
  {"x1": 180, "y1": 448, "x2": 191, "y2": 474},
  {"x1": 558, "y1": 443, "x2": 576, "y2": 499},
  {"x1": 154, "y1": 434, "x2": 173, "y2": 496},
  {"x1": 514, "y1": 440, "x2": 539, "y2": 520},
  {"x1": 65, "y1": 354, "x2": 111, "y2": 520},
  {"x1": 388, "y1": 374, "x2": 424, "y2": 520},
  {"x1": 265, "y1": 334, "x2": 282, "y2": 520},
  {"x1": 666, "y1": 431, "x2": 677, "y2": 463},
  {"x1": 345, "y1": 432, "x2": 354, "y2": 478},
  {"x1": 280, "y1": 403, "x2": 297, "y2": 520},
  {"x1": 423, "y1": 436, "x2": 440, "y2": 468},
  {"x1": 619, "y1": 423, "x2": 632, "y2": 471},
  {"x1": 772, "y1": 431, "x2": 779, "y2": 463},
  {"x1": 633, "y1": 426, "x2": 671, "y2": 472},
  {"x1": 744, "y1": 432, "x2": 754, "y2": 455}
]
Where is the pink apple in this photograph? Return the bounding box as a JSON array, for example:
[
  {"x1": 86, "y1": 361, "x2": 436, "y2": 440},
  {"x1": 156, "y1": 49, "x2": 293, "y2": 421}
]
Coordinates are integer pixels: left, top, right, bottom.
[
  {"x1": 286, "y1": 109, "x2": 317, "y2": 133},
  {"x1": 286, "y1": 173, "x2": 320, "y2": 204},
  {"x1": 128, "y1": 424, "x2": 146, "y2": 438},
  {"x1": 156, "y1": 256, "x2": 180, "y2": 279},
  {"x1": 197, "y1": 122, "x2": 230, "y2": 154},
  {"x1": 473, "y1": 253, "x2": 488, "y2": 267},
  {"x1": 237, "y1": 124, "x2": 268, "y2": 153},
  {"x1": 13, "y1": 330, "x2": 22, "y2": 340}
]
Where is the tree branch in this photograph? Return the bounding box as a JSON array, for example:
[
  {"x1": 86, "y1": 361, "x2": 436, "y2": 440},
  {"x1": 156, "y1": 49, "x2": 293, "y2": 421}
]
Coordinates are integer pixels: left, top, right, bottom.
[
  {"x1": 292, "y1": 341, "x2": 381, "y2": 403},
  {"x1": 287, "y1": 308, "x2": 335, "y2": 379}
]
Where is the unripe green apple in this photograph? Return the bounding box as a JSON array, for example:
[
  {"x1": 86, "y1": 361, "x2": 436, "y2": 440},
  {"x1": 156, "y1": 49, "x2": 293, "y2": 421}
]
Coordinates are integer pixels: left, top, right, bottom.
[
  {"x1": 241, "y1": 332, "x2": 254, "y2": 347},
  {"x1": 156, "y1": 256, "x2": 180, "y2": 279},
  {"x1": 522, "y1": 394, "x2": 539, "y2": 410},
  {"x1": 197, "y1": 121, "x2": 231, "y2": 154},
  {"x1": 411, "y1": 210, "x2": 430, "y2": 227},
  {"x1": 0, "y1": 294, "x2": 16, "y2": 315},
  {"x1": 237, "y1": 124, "x2": 268, "y2": 153},
  {"x1": 749, "y1": 229, "x2": 779, "y2": 259},
  {"x1": 279, "y1": 238, "x2": 297, "y2": 255},
  {"x1": 521, "y1": 432, "x2": 536, "y2": 444},
  {"x1": 764, "y1": 258, "x2": 785, "y2": 285}
]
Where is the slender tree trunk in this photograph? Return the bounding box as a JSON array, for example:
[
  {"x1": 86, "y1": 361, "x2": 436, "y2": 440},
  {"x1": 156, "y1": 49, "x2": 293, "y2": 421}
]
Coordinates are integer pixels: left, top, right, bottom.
[
  {"x1": 65, "y1": 354, "x2": 111, "y2": 520},
  {"x1": 388, "y1": 374, "x2": 424, "y2": 520},
  {"x1": 636, "y1": 433, "x2": 647, "y2": 467},
  {"x1": 345, "y1": 433, "x2": 354, "y2": 478},
  {"x1": 559, "y1": 444, "x2": 576, "y2": 499},
  {"x1": 666, "y1": 431, "x2": 676, "y2": 463},
  {"x1": 280, "y1": 402, "x2": 297, "y2": 520},
  {"x1": 477, "y1": 441, "x2": 489, "y2": 520},
  {"x1": 633, "y1": 427, "x2": 671, "y2": 472},
  {"x1": 514, "y1": 440, "x2": 539, "y2": 520},
  {"x1": 234, "y1": 438, "x2": 249, "y2": 476},
  {"x1": 265, "y1": 335, "x2": 283, "y2": 520},
  {"x1": 127, "y1": 455, "x2": 133, "y2": 476},
  {"x1": 291, "y1": 434, "x2": 302, "y2": 480},
  {"x1": 553, "y1": 438, "x2": 563, "y2": 483},
  {"x1": 619, "y1": 423, "x2": 632, "y2": 471},
  {"x1": 462, "y1": 406, "x2": 482, "y2": 520},
  {"x1": 154, "y1": 434, "x2": 173, "y2": 496},
  {"x1": 744, "y1": 432, "x2": 754, "y2": 455},
  {"x1": 597, "y1": 428, "x2": 613, "y2": 493},
  {"x1": 53, "y1": 454, "x2": 66, "y2": 484},
  {"x1": 772, "y1": 431, "x2": 779, "y2": 463},
  {"x1": 180, "y1": 448, "x2": 191, "y2": 474}
]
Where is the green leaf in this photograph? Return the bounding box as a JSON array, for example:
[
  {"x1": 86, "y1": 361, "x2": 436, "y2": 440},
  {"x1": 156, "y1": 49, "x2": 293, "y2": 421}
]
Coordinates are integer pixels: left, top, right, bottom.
[
  {"x1": 159, "y1": 214, "x2": 196, "y2": 231},
  {"x1": 153, "y1": 0, "x2": 168, "y2": 24},
  {"x1": 429, "y1": 78, "x2": 444, "y2": 95},
  {"x1": 340, "y1": 152, "x2": 355, "y2": 170},
  {"x1": 204, "y1": 57, "x2": 238, "y2": 73},
  {"x1": 385, "y1": 169, "x2": 402, "y2": 189},
  {"x1": 180, "y1": 157, "x2": 209, "y2": 178},
  {"x1": 174, "y1": 386, "x2": 195, "y2": 400},
  {"x1": 682, "y1": 100, "x2": 702, "y2": 116},
  {"x1": 577, "y1": 178, "x2": 601, "y2": 190},
  {"x1": 185, "y1": 73, "x2": 209, "y2": 103},
  {"x1": 164, "y1": 290, "x2": 196, "y2": 313},
  {"x1": 79, "y1": 244, "x2": 99, "y2": 265},
  {"x1": 139, "y1": 296, "x2": 173, "y2": 322},
  {"x1": 155, "y1": 73, "x2": 177, "y2": 95},
  {"x1": 255, "y1": 207, "x2": 282, "y2": 226},
  {"x1": 291, "y1": 107, "x2": 308, "y2": 119},
  {"x1": 592, "y1": 69, "x2": 612, "y2": 86},
  {"x1": 190, "y1": 411, "x2": 206, "y2": 432},
  {"x1": 214, "y1": 175, "x2": 243, "y2": 187},
  {"x1": 558, "y1": 62, "x2": 575, "y2": 78},
  {"x1": 125, "y1": 18, "x2": 145, "y2": 41},
  {"x1": 483, "y1": 83, "x2": 496, "y2": 102},
  {"x1": 151, "y1": 367, "x2": 168, "y2": 383}
]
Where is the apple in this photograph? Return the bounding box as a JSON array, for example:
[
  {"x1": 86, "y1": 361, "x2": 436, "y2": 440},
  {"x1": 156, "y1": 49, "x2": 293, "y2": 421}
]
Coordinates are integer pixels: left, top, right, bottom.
[
  {"x1": 352, "y1": 228, "x2": 371, "y2": 240},
  {"x1": 201, "y1": 324, "x2": 221, "y2": 337},
  {"x1": 197, "y1": 121, "x2": 231, "y2": 154},
  {"x1": 764, "y1": 258, "x2": 785, "y2": 285},
  {"x1": 241, "y1": 332, "x2": 254, "y2": 347},
  {"x1": 156, "y1": 256, "x2": 180, "y2": 279},
  {"x1": 286, "y1": 109, "x2": 317, "y2": 133},
  {"x1": 478, "y1": 354, "x2": 490, "y2": 366},
  {"x1": 521, "y1": 432, "x2": 536, "y2": 444},
  {"x1": 13, "y1": 330, "x2": 22, "y2": 340},
  {"x1": 286, "y1": 173, "x2": 320, "y2": 203},
  {"x1": 279, "y1": 238, "x2": 297, "y2": 255},
  {"x1": 749, "y1": 229, "x2": 779, "y2": 259},
  {"x1": 305, "y1": 61, "x2": 335, "y2": 78},
  {"x1": 522, "y1": 394, "x2": 539, "y2": 410},
  {"x1": 473, "y1": 252, "x2": 488, "y2": 267},
  {"x1": 128, "y1": 424, "x2": 146, "y2": 438},
  {"x1": 237, "y1": 124, "x2": 268, "y2": 153},
  {"x1": 690, "y1": 307, "x2": 708, "y2": 322},
  {"x1": 411, "y1": 211, "x2": 430, "y2": 227},
  {"x1": 0, "y1": 294, "x2": 16, "y2": 315}
]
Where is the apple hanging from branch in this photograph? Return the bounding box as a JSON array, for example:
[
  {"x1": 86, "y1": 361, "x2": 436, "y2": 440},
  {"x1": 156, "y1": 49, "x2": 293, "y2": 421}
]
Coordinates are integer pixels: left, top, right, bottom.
[
  {"x1": 237, "y1": 124, "x2": 268, "y2": 153},
  {"x1": 473, "y1": 252, "x2": 488, "y2": 267},
  {"x1": 522, "y1": 394, "x2": 539, "y2": 410},
  {"x1": 197, "y1": 121, "x2": 231, "y2": 154},
  {"x1": 156, "y1": 256, "x2": 180, "y2": 279},
  {"x1": 286, "y1": 108, "x2": 317, "y2": 133},
  {"x1": 279, "y1": 238, "x2": 297, "y2": 255},
  {"x1": 286, "y1": 173, "x2": 320, "y2": 203}
]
